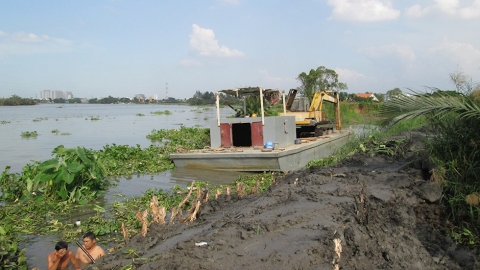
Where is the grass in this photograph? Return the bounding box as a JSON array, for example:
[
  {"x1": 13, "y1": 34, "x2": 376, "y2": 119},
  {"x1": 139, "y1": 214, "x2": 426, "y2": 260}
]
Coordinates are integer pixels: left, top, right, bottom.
[{"x1": 307, "y1": 112, "x2": 426, "y2": 168}]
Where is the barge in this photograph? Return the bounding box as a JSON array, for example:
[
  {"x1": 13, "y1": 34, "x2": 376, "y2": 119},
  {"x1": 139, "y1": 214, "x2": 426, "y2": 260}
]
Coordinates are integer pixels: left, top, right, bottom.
[{"x1": 170, "y1": 87, "x2": 353, "y2": 172}]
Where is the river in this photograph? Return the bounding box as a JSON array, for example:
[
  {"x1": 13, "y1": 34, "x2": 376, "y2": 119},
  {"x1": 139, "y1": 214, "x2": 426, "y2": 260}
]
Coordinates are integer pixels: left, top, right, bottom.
[{"x1": 0, "y1": 103, "x2": 248, "y2": 269}]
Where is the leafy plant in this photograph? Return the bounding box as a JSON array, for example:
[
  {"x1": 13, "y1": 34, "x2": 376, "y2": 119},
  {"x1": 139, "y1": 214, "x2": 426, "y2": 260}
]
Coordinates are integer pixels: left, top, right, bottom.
[
  {"x1": 0, "y1": 145, "x2": 109, "y2": 203},
  {"x1": 21, "y1": 131, "x2": 38, "y2": 138},
  {"x1": 0, "y1": 226, "x2": 27, "y2": 269}
]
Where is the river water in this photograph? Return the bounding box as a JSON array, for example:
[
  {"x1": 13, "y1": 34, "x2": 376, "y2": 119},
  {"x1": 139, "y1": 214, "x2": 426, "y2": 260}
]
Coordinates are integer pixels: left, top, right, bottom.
[{"x1": 0, "y1": 103, "x2": 248, "y2": 269}]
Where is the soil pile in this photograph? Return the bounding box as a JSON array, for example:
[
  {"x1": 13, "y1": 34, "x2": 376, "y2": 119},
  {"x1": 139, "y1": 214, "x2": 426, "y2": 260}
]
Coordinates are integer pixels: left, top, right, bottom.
[{"x1": 87, "y1": 132, "x2": 479, "y2": 270}]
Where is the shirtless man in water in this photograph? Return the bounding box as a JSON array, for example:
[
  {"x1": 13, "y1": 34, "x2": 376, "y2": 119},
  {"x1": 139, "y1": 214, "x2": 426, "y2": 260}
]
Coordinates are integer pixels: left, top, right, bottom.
[
  {"x1": 47, "y1": 241, "x2": 81, "y2": 270},
  {"x1": 75, "y1": 232, "x2": 106, "y2": 267}
]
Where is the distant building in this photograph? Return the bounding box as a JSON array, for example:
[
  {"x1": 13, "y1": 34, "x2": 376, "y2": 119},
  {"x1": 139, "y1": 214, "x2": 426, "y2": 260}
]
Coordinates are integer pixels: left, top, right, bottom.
[
  {"x1": 355, "y1": 93, "x2": 379, "y2": 102},
  {"x1": 39, "y1": 90, "x2": 73, "y2": 100}
]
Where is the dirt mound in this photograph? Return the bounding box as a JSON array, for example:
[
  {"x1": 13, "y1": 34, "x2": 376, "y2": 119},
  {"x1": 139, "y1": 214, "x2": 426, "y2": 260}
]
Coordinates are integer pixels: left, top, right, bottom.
[{"x1": 86, "y1": 135, "x2": 479, "y2": 270}]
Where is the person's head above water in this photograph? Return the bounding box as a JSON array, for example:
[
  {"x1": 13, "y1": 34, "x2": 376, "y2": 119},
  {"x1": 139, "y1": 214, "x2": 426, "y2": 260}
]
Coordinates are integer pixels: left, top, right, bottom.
[{"x1": 55, "y1": 241, "x2": 68, "y2": 251}]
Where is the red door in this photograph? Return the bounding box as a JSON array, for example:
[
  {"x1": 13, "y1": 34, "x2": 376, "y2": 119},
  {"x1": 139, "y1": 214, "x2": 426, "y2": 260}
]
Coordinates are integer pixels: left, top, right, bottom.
[
  {"x1": 220, "y1": 123, "x2": 231, "y2": 148},
  {"x1": 251, "y1": 122, "x2": 263, "y2": 147}
]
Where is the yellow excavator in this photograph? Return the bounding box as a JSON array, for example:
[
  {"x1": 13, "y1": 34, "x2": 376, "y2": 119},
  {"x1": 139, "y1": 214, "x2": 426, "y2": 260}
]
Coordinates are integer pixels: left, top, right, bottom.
[{"x1": 280, "y1": 89, "x2": 341, "y2": 138}]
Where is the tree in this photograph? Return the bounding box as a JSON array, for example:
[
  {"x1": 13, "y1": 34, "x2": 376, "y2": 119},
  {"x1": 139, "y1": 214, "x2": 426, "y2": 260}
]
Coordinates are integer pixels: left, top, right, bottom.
[
  {"x1": 68, "y1": 98, "x2": 82, "y2": 103},
  {"x1": 339, "y1": 92, "x2": 349, "y2": 101},
  {"x1": 53, "y1": 98, "x2": 66, "y2": 103},
  {"x1": 386, "y1": 87, "x2": 402, "y2": 100},
  {"x1": 297, "y1": 66, "x2": 347, "y2": 101},
  {"x1": 375, "y1": 93, "x2": 385, "y2": 102}
]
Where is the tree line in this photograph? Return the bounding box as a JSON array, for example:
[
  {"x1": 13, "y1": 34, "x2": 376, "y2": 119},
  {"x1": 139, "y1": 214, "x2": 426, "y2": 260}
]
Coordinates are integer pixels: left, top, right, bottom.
[
  {"x1": 0, "y1": 65, "x2": 407, "y2": 106},
  {"x1": 0, "y1": 95, "x2": 37, "y2": 106}
]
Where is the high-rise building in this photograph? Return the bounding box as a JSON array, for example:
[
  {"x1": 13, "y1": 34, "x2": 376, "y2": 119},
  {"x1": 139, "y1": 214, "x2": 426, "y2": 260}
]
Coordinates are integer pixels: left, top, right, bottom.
[{"x1": 39, "y1": 90, "x2": 73, "y2": 100}]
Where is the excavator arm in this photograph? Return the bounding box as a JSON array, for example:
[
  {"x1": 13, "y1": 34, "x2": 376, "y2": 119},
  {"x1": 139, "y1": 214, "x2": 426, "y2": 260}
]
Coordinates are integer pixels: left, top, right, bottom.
[
  {"x1": 285, "y1": 89, "x2": 298, "y2": 111},
  {"x1": 307, "y1": 90, "x2": 341, "y2": 131},
  {"x1": 280, "y1": 89, "x2": 341, "y2": 137}
]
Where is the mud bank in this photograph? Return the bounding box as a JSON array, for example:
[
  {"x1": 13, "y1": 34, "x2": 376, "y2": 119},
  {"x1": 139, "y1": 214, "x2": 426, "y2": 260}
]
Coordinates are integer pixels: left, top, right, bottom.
[{"x1": 86, "y1": 133, "x2": 479, "y2": 270}]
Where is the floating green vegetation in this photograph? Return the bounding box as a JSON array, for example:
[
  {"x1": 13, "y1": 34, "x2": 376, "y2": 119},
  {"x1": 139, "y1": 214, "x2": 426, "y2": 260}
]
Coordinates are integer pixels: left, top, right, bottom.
[
  {"x1": 0, "y1": 145, "x2": 112, "y2": 268},
  {"x1": 0, "y1": 226, "x2": 27, "y2": 269},
  {"x1": 57, "y1": 106, "x2": 63, "y2": 108},
  {"x1": 32, "y1": 117, "x2": 48, "y2": 122},
  {"x1": 136, "y1": 113, "x2": 145, "y2": 116},
  {"x1": 98, "y1": 144, "x2": 175, "y2": 176},
  {"x1": 90, "y1": 116, "x2": 101, "y2": 121},
  {"x1": 1, "y1": 120, "x2": 10, "y2": 124},
  {"x1": 146, "y1": 126, "x2": 210, "y2": 153},
  {"x1": 60, "y1": 132, "x2": 72, "y2": 136},
  {"x1": 204, "y1": 117, "x2": 209, "y2": 121},
  {"x1": 51, "y1": 129, "x2": 60, "y2": 134},
  {"x1": 21, "y1": 131, "x2": 38, "y2": 138},
  {"x1": 1, "y1": 145, "x2": 110, "y2": 203},
  {"x1": 150, "y1": 110, "x2": 172, "y2": 115}
]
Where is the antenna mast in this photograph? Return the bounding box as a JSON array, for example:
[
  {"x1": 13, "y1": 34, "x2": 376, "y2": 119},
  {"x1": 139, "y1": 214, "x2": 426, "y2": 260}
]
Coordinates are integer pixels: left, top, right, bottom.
[{"x1": 166, "y1": 83, "x2": 168, "y2": 100}]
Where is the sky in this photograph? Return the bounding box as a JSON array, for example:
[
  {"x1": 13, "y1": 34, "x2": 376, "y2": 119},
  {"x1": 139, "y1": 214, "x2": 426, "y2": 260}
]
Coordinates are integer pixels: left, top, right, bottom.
[{"x1": 1, "y1": 0, "x2": 480, "y2": 99}]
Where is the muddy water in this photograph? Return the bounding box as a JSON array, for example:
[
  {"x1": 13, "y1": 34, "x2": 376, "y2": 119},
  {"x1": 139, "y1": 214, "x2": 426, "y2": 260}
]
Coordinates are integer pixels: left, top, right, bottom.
[{"x1": 0, "y1": 103, "x2": 250, "y2": 269}]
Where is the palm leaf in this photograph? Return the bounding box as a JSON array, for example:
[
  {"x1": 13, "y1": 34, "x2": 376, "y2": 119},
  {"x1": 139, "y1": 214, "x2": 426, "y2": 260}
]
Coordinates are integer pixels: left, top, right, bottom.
[{"x1": 382, "y1": 89, "x2": 480, "y2": 127}]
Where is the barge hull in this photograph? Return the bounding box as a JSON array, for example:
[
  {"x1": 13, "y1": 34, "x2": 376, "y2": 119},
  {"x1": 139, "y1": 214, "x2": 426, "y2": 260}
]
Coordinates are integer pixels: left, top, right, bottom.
[{"x1": 170, "y1": 130, "x2": 352, "y2": 172}]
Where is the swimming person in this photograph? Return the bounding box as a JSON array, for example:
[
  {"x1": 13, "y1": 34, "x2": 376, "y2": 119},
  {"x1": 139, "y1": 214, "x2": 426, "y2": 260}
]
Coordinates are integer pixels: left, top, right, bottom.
[
  {"x1": 75, "y1": 232, "x2": 106, "y2": 267},
  {"x1": 47, "y1": 241, "x2": 81, "y2": 270}
]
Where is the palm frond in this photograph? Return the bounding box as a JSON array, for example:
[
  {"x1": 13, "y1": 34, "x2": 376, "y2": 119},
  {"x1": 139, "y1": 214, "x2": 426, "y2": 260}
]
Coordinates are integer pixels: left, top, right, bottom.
[{"x1": 382, "y1": 89, "x2": 480, "y2": 128}]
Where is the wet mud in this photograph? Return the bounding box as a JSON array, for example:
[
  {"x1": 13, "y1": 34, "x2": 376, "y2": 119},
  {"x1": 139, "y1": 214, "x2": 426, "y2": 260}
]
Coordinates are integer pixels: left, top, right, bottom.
[{"x1": 86, "y1": 132, "x2": 479, "y2": 270}]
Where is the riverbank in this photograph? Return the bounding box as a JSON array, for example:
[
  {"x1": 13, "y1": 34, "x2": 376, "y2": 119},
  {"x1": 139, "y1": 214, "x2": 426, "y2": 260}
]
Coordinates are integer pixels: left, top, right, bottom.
[{"x1": 85, "y1": 131, "x2": 479, "y2": 270}]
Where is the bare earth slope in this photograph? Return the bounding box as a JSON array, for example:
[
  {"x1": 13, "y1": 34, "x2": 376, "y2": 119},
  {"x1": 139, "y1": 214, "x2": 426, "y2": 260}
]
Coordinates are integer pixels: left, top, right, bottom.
[{"x1": 87, "y1": 133, "x2": 479, "y2": 270}]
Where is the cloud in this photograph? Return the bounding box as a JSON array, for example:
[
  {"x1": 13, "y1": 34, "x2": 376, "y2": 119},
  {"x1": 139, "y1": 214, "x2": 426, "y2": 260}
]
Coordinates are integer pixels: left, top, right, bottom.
[
  {"x1": 358, "y1": 44, "x2": 416, "y2": 66},
  {"x1": 428, "y1": 39, "x2": 480, "y2": 76},
  {"x1": 189, "y1": 24, "x2": 244, "y2": 57},
  {"x1": 327, "y1": 0, "x2": 400, "y2": 22},
  {"x1": 258, "y1": 69, "x2": 283, "y2": 85},
  {"x1": 406, "y1": 0, "x2": 480, "y2": 19},
  {"x1": 221, "y1": 0, "x2": 239, "y2": 5},
  {"x1": 459, "y1": 0, "x2": 480, "y2": 19},
  {"x1": 0, "y1": 31, "x2": 73, "y2": 57},
  {"x1": 180, "y1": 58, "x2": 202, "y2": 67},
  {"x1": 335, "y1": 68, "x2": 366, "y2": 81}
]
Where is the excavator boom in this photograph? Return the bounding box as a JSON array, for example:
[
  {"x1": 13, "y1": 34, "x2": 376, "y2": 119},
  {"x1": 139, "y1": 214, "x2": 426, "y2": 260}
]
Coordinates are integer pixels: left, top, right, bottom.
[{"x1": 280, "y1": 89, "x2": 341, "y2": 138}]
